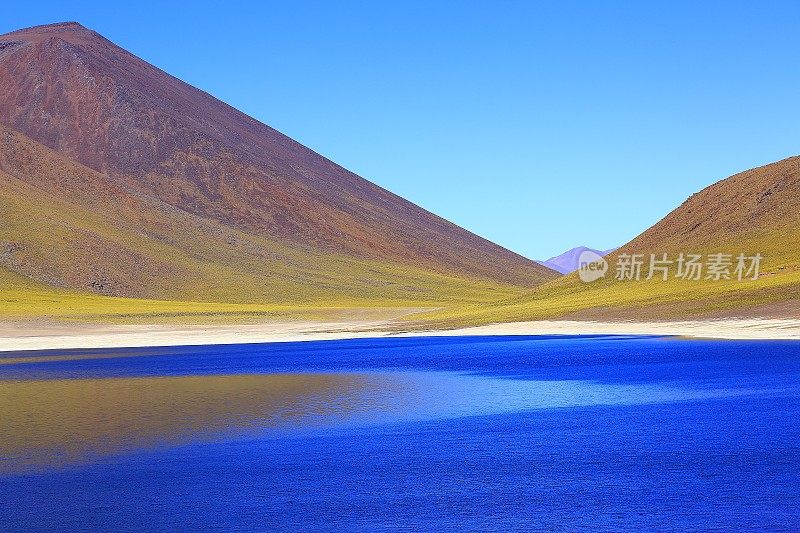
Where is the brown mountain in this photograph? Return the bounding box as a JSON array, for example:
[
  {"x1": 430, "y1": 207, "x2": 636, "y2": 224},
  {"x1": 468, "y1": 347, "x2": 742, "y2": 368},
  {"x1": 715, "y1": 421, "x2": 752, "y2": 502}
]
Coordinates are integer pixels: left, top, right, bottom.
[
  {"x1": 0, "y1": 22, "x2": 555, "y2": 305},
  {"x1": 623, "y1": 156, "x2": 800, "y2": 254},
  {"x1": 421, "y1": 156, "x2": 800, "y2": 325}
]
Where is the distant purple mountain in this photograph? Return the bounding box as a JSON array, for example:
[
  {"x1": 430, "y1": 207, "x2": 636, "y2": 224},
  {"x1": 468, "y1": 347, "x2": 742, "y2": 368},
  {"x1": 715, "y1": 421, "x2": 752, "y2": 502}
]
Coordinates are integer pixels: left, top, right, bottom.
[{"x1": 537, "y1": 246, "x2": 618, "y2": 275}]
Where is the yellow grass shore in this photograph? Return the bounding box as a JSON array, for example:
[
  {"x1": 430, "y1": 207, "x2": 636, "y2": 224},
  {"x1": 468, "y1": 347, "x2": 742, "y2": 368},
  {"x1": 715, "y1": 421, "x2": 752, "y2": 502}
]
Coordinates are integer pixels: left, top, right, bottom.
[{"x1": 1, "y1": 317, "x2": 799, "y2": 353}]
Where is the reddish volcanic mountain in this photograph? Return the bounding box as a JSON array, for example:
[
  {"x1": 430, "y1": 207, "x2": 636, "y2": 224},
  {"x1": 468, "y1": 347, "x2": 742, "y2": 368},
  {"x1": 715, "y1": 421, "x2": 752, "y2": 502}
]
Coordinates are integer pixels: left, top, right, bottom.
[{"x1": 0, "y1": 22, "x2": 555, "y2": 303}]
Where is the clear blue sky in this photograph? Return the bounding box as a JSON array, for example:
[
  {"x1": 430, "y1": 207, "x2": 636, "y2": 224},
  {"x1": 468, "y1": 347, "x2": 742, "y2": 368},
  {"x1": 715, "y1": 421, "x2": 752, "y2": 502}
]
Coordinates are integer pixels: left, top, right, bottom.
[{"x1": 3, "y1": 1, "x2": 799, "y2": 259}]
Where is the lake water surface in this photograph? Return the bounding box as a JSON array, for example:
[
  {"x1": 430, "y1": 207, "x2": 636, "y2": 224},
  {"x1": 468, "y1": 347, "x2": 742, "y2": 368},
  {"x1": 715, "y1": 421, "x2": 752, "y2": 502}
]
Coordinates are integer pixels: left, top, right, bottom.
[{"x1": 2, "y1": 335, "x2": 799, "y2": 531}]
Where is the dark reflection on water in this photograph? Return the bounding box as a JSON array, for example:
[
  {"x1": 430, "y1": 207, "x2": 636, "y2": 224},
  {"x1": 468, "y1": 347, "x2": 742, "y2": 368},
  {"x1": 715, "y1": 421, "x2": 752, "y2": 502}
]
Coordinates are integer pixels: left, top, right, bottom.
[
  {"x1": 0, "y1": 373, "x2": 384, "y2": 471},
  {"x1": 2, "y1": 335, "x2": 800, "y2": 531},
  {"x1": 3, "y1": 369, "x2": 783, "y2": 472}
]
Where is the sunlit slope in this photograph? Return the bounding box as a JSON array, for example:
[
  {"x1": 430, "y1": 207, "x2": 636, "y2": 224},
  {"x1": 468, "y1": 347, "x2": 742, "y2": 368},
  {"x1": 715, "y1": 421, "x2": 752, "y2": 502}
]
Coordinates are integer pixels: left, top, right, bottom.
[
  {"x1": 0, "y1": 125, "x2": 534, "y2": 319},
  {"x1": 418, "y1": 157, "x2": 800, "y2": 326}
]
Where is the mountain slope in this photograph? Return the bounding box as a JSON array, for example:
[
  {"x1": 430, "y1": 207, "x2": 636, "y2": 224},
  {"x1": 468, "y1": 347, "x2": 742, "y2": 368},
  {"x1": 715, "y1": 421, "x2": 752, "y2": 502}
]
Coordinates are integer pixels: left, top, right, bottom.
[
  {"x1": 0, "y1": 22, "x2": 556, "y2": 310},
  {"x1": 419, "y1": 156, "x2": 800, "y2": 325},
  {"x1": 0, "y1": 122, "x2": 538, "y2": 310}
]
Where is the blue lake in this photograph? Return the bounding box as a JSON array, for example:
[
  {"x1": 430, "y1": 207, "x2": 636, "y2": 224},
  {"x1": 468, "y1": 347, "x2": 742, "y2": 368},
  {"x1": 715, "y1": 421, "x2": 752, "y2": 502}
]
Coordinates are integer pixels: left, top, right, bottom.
[{"x1": 1, "y1": 335, "x2": 800, "y2": 531}]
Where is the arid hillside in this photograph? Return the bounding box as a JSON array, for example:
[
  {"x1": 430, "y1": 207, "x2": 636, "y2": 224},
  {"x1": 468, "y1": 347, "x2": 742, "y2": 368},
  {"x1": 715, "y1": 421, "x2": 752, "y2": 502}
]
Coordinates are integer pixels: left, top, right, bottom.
[
  {"x1": 0, "y1": 22, "x2": 556, "y2": 310},
  {"x1": 418, "y1": 156, "x2": 800, "y2": 325}
]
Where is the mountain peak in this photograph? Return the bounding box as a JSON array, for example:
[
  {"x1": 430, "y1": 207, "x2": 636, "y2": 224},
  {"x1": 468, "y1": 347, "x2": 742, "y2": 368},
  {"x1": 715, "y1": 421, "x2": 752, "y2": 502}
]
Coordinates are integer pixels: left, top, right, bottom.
[
  {"x1": 0, "y1": 21, "x2": 557, "y2": 298},
  {"x1": 30, "y1": 21, "x2": 86, "y2": 30},
  {"x1": 538, "y1": 246, "x2": 618, "y2": 274},
  {"x1": 7, "y1": 21, "x2": 86, "y2": 32},
  {"x1": 0, "y1": 21, "x2": 103, "y2": 44}
]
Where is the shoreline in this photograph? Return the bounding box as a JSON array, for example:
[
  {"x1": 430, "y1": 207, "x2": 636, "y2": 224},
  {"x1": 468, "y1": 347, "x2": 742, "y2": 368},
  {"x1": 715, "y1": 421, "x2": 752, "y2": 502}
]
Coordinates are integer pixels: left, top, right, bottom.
[{"x1": 1, "y1": 318, "x2": 799, "y2": 353}]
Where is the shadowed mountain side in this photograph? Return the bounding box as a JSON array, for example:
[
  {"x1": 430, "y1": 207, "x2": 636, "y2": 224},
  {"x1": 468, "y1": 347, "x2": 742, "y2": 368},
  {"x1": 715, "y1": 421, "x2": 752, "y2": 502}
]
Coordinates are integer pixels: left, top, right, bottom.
[
  {"x1": 415, "y1": 157, "x2": 800, "y2": 325},
  {"x1": 0, "y1": 22, "x2": 555, "y2": 293}
]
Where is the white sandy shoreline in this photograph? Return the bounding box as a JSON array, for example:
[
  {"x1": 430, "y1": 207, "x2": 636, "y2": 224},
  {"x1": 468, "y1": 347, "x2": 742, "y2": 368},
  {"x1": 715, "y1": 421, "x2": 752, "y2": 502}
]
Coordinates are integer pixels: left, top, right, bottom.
[{"x1": 1, "y1": 318, "x2": 799, "y2": 353}]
